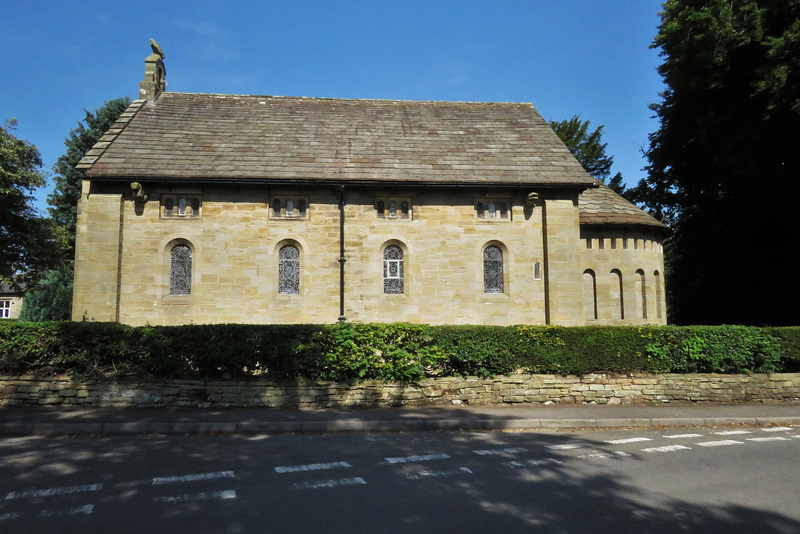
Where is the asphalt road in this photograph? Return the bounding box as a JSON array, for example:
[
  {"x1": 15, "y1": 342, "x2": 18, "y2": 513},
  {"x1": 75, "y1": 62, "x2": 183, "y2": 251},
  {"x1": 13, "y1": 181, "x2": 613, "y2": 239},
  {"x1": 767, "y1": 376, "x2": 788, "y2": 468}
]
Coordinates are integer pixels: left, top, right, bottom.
[{"x1": 1, "y1": 426, "x2": 798, "y2": 533}]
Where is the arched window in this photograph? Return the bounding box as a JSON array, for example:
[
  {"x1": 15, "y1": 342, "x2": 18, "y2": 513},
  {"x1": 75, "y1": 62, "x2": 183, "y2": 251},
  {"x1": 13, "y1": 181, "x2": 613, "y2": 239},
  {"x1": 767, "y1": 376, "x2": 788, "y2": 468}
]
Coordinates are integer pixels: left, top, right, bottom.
[
  {"x1": 383, "y1": 245, "x2": 404, "y2": 294},
  {"x1": 610, "y1": 269, "x2": 624, "y2": 320},
  {"x1": 191, "y1": 198, "x2": 200, "y2": 216},
  {"x1": 400, "y1": 201, "x2": 409, "y2": 218},
  {"x1": 488, "y1": 202, "x2": 496, "y2": 218},
  {"x1": 165, "y1": 197, "x2": 174, "y2": 216},
  {"x1": 286, "y1": 199, "x2": 294, "y2": 216},
  {"x1": 534, "y1": 261, "x2": 542, "y2": 281},
  {"x1": 654, "y1": 270, "x2": 663, "y2": 319},
  {"x1": 476, "y1": 202, "x2": 484, "y2": 218},
  {"x1": 388, "y1": 200, "x2": 397, "y2": 218},
  {"x1": 272, "y1": 199, "x2": 281, "y2": 216},
  {"x1": 635, "y1": 269, "x2": 647, "y2": 319},
  {"x1": 169, "y1": 244, "x2": 192, "y2": 295},
  {"x1": 483, "y1": 245, "x2": 504, "y2": 293},
  {"x1": 278, "y1": 245, "x2": 300, "y2": 294},
  {"x1": 583, "y1": 270, "x2": 597, "y2": 320},
  {"x1": 178, "y1": 198, "x2": 187, "y2": 215},
  {"x1": 298, "y1": 200, "x2": 307, "y2": 217},
  {"x1": 377, "y1": 201, "x2": 385, "y2": 218}
]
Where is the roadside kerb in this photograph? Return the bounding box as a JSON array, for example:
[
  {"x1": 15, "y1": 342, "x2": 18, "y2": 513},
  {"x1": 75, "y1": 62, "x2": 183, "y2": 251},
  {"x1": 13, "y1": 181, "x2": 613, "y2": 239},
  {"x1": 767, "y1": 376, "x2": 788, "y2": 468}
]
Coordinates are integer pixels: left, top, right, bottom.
[{"x1": 1, "y1": 415, "x2": 799, "y2": 437}]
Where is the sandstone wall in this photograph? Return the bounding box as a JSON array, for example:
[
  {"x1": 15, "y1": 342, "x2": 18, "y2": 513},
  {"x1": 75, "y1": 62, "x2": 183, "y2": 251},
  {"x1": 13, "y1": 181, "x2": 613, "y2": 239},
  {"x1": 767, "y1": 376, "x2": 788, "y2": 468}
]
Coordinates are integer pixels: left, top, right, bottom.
[
  {"x1": 2, "y1": 373, "x2": 797, "y2": 409},
  {"x1": 73, "y1": 182, "x2": 667, "y2": 326}
]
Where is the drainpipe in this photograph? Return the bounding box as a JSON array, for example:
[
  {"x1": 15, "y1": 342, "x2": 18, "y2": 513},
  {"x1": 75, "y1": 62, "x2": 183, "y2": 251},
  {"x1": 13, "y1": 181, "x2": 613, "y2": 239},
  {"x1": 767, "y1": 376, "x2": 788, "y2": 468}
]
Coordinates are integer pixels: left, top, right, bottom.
[
  {"x1": 338, "y1": 185, "x2": 347, "y2": 322},
  {"x1": 541, "y1": 197, "x2": 551, "y2": 325}
]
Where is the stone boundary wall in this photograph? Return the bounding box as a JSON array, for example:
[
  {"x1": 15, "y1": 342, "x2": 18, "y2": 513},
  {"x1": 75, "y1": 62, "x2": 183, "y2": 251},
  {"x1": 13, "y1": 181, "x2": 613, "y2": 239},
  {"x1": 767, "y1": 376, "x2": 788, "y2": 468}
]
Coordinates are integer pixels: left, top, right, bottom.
[{"x1": 1, "y1": 373, "x2": 799, "y2": 409}]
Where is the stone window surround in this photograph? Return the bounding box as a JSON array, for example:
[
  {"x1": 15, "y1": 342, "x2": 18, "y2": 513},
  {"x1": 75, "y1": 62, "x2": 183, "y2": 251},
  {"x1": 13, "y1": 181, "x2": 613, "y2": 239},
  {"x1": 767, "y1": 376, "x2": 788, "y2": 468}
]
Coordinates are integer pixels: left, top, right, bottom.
[
  {"x1": 270, "y1": 196, "x2": 309, "y2": 220},
  {"x1": 375, "y1": 197, "x2": 412, "y2": 219},
  {"x1": 161, "y1": 194, "x2": 201, "y2": 218},
  {"x1": 161, "y1": 238, "x2": 196, "y2": 302},
  {"x1": 475, "y1": 198, "x2": 511, "y2": 221}
]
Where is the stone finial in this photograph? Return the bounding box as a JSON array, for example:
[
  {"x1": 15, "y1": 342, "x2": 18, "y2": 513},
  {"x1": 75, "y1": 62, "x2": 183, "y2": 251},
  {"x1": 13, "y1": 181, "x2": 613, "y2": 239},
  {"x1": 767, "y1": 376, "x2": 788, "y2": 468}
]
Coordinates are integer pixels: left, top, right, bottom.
[{"x1": 139, "y1": 39, "x2": 166, "y2": 100}]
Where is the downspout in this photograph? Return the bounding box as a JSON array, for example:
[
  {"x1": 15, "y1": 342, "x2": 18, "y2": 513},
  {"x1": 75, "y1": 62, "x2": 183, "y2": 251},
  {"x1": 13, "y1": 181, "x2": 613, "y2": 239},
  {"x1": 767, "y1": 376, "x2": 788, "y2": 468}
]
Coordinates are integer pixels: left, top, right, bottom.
[
  {"x1": 541, "y1": 198, "x2": 551, "y2": 325},
  {"x1": 338, "y1": 185, "x2": 347, "y2": 322}
]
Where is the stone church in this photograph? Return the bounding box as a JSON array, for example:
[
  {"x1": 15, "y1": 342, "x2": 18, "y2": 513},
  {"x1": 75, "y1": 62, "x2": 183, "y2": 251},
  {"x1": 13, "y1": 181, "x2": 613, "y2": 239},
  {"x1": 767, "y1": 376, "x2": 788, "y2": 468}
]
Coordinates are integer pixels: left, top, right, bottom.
[{"x1": 73, "y1": 44, "x2": 667, "y2": 326}]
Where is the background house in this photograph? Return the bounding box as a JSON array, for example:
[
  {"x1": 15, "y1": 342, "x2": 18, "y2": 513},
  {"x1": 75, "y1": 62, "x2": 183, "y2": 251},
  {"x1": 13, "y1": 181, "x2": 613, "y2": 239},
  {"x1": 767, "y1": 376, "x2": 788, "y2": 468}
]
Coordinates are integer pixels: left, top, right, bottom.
[
  {"x1": 0, "y1": 283, "x2": 25, "y2": 320},
  {"x1": 73, "y1": 46, "x2": 666, "y2": 326}
]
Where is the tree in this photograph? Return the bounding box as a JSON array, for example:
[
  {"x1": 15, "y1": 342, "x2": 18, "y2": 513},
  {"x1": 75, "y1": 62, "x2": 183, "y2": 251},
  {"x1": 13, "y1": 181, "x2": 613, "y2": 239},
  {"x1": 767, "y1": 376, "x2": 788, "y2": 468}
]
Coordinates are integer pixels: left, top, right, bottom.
[
  {"x1": 633, "y1": 0, "x2": 800, "y2": 325},
  {"x1": 48, "y1": 97, "x2": 130, "y2": 260},
  {"x1": 551, "y1": 114, "x2": 629, "y2": 197},
  {"x1": 18, "y1": 263, "x2": 73, "y2": 321},
  {"x1": 0, "y1": 119, "x2": 57, "y2": 288}
]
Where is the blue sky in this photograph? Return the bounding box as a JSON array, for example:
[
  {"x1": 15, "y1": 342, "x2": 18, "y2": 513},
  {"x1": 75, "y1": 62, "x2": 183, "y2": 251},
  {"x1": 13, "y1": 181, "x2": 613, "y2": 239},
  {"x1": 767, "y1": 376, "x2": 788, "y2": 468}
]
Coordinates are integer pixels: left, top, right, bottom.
[{"x1": 1, "y1": 0, "x2": 665, "y2": 211}]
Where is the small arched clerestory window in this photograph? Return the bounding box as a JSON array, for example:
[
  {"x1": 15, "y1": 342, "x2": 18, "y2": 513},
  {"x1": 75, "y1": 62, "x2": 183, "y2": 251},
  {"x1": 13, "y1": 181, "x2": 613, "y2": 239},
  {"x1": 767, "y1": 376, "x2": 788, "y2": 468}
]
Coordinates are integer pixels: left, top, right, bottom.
[
  {"x1": 610, "y1": 269, "x2": 624, "y2": 320},
  {"x1": 278, "y1": 245, "x2": 300, "y2": 294},
  {"x1": 483, "y1": 245, "x2": 504, "y2": 293},
  {"x1": 534, "y1": 261, "x2": 542, "y2": 281},
  {"x1": 636, "y1": 269, "x2": 647, "y2": 320},
  {"x1": 383, "y1": 245, "x2": 404, "y2": 294},
  {"x1": 583, "y1": 270, "x2": 597, "y2": 321},
  {"x1": 654, "y1": 270, "x2": 663, "y2": 320},
  {"x1": 169, "y1": 244, "x2": 192, "y2": 295}
]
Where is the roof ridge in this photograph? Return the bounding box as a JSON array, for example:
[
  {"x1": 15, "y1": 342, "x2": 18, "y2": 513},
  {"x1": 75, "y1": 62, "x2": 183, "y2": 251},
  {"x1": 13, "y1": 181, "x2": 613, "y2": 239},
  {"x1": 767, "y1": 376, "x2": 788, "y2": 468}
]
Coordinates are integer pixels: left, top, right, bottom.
[
  {"x1": 76, "y1": 99, "x2": 148, "y2": 170},
  {"x1": 162, "y1": 91, "x2": 534, "y2": 107}
]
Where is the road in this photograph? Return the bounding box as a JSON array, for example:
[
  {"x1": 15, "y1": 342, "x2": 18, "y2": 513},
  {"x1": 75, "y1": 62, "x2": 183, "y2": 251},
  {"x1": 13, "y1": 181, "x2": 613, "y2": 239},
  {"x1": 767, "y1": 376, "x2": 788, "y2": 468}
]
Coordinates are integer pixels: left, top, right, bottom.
[{"x1": 1, "y1": 425, "x2": 798, "y2": 533}]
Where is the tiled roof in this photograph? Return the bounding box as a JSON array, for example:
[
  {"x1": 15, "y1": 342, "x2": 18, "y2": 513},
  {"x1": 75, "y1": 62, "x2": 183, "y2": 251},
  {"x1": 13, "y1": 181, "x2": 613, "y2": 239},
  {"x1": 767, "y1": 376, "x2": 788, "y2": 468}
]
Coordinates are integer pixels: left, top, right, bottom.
[
  {"x1": 78, "y1": 92, "x2": 596, "y2": 187},
  {"x1": 579, "y1": 182, "x2": 667, "y2": 229}
]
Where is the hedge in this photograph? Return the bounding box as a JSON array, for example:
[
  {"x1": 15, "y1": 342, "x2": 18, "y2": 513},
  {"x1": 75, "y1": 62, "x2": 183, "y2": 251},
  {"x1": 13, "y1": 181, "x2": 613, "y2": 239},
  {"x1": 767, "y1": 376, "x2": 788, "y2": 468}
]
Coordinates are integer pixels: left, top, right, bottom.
[{"x1": 0, "y1": 322, "x2": 797, "y2": 382}]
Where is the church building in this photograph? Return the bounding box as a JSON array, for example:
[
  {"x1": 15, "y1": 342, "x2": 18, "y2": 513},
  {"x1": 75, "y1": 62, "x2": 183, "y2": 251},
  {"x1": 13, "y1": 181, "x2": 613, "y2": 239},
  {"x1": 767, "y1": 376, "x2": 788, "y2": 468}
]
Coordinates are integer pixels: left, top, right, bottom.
[{"x1": 73, "y1": 44, "x2": 667, "y2": 326}]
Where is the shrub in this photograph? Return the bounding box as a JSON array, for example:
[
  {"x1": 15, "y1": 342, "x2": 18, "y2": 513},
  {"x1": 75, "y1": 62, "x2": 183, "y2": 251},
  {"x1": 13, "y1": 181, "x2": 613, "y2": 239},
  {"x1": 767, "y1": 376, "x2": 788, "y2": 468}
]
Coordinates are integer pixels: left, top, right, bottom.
[{"x1": 0, "y1": 322, "x2": 793, "y2": 382}]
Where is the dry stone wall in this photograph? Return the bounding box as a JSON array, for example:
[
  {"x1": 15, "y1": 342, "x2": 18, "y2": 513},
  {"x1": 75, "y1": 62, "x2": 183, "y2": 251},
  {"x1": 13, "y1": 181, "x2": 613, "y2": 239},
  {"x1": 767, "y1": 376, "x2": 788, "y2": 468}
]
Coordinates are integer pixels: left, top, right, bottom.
[{"x1": 1, "y1": 373, "x2": 798, "y2": 409}]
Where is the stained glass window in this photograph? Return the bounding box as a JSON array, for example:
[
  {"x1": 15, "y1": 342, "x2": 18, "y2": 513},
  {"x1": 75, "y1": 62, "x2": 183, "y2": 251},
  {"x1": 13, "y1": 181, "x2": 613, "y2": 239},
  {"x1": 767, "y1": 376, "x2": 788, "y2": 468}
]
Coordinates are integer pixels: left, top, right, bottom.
[
  {"x1": 383, "y1": 245, "x2": 404, "y2": 294},
  {"x1": 279, "y1": 245, "x2": 300, "y2": 294},
  {"x1": 169, "y1": 244, "x2": 192, "y2": 295},
  {"x1": 483, "y1": 245, "x2": 503, "y2": 293}
]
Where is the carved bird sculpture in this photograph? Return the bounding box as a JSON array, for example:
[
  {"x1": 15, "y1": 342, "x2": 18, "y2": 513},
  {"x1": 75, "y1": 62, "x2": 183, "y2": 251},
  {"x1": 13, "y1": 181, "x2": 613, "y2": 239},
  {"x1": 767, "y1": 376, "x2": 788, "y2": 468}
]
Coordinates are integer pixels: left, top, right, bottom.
[{"x1": 150, "y1": 39, "x2": 165, "y2": 58}]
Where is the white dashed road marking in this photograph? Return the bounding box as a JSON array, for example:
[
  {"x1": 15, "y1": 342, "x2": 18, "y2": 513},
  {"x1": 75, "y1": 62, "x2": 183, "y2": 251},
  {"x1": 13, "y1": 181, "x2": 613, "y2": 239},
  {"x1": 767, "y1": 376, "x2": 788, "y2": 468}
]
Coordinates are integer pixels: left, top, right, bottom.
[
  {"x1": 696, "y1": 440, "x2": 743, "y2": 447},
  {"x1": 713, "y1": 430, "x2": 751, "y2": 436},
  {"x1": 405, "y1": 467, "x2": 472, "y2": 480},
  {"x1": 385, "y1": 453, "x2": 450, "y2": 464},
  {"x1": 38, "y1": 504, "x2": 95, "y2": 518},
  {"x1": 605, "y1": 437, "x2": 652, "y2": 444},
  {"x1": 641, "y1": 445, "x2": 691, "y2": 453},
  {"x1": 154, "y1": 490, "x2": 236, "y2": 504},
  {"x1": 546, "y1": 443, "x2": 587, "y2": 450},
  {"x1": 4, "y1": 484, "x2": 103, "y2": 500},
  {"x1": 664, "y1": 433, "x2": 704, "y2": 439},
  {"x1": 152, "y1": 471, "x2": 235, "y2": 485},
  {"x1": 473, "y1": 447, "x2": 527, "y2": 456},
  {"x1": 502, "y1": 458, "x2": 563, "y2": 469},
  {"x1": 746, "y1": 437, "x2": 792, "y2": 442},
  {"x1": 762, "y1": 427, "x2": 794, "y2": 432},
  {"x1": 291, "y1": 477, "x2": 367, "y2": 490},
  {"x1": 275, "y1": 461, "x2": 351, "y2": 473}
]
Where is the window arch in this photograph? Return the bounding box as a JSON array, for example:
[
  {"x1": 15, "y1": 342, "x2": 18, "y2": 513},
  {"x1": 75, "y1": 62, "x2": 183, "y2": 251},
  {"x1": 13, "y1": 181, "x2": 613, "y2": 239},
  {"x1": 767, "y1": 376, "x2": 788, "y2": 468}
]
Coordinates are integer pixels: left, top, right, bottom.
[
  {"x1": 278, "y1": 245, "x2": 300, "y2": 294},
  {"x1": 654, "y1": 270, "x2": 663, "y2": 319},
  {"x1": 583, "y1": 270, "x2": 597, "y2": 320},
  {"x1": 635, "y1": 269, "x2": 647, "y2": 319},
  {"x1": 610, "y1": 269, "x2": 624, "y2": 320},
  {"x1": 383, "y1": 245, "x2": 404, "y2": 294},
  {"x1": 483, "y1": 245, "x2": 504, "y2": 293},
  {"x1": 169, "y1": 244, "x2": 192, "y2": 295},
  {"x1": 534, "y1": 261, "x2": 542, "y2": 281}
]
